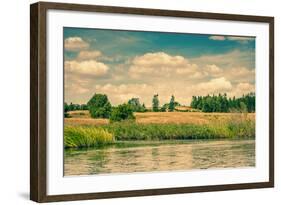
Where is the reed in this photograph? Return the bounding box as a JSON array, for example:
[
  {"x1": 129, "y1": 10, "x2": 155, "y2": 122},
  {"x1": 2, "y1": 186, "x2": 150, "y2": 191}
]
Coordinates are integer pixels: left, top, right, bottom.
[
  {"x1": 64, "y1": 116, "x2": 255, "y2": 148},
  {"x1": 64, "y1": 126, "x2": 114, "y2": 148},
  {"x1": 99, "y1": 119, "x2": 255, "y2": 141}
]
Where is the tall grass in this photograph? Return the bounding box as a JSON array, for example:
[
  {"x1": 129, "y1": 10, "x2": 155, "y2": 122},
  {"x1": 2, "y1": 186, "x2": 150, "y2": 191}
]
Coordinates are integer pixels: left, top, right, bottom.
[
  {"x1": 99, "y1": 119, "x2": 255, "y2": 141},
  {"x1": 64, "y1": 114, "x2": 255, "y2": 148},
  {"x1": 226, "y1": 113, "x2": 255, "y2": 138},
  {"x1": 64, "y1": 126, "x2": 114, "y2": 148}
]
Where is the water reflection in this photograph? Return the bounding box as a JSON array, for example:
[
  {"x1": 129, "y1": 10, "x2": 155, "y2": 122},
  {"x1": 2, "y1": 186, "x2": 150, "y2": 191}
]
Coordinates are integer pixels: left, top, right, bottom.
[{"x1": 64, "y1": 140, "x2": 255, "y2": 176}]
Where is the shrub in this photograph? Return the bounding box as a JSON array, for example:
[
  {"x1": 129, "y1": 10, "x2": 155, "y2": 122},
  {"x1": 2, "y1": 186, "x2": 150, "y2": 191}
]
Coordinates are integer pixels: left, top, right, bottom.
[
  {"x1": 109, "y1": 104, "x2": 135, "y2": 122},
  {"x1": 87, "y1": 94, "x2": 111, "y2": 118},
  {"x1": 128, "y1": 98, "x2": 146, "y2": 112}
]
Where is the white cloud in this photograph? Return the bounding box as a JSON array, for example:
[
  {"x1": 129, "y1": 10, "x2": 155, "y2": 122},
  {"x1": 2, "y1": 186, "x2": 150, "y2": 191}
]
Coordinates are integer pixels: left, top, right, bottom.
[
  {"x1": 229, "y1": 82, "x2": 255, "y2": 97},
  {"x1": 64, "y1": 50, "x2": 255, "y2": 105},
  {"x1": 129, "y1": 52, "x2": 203, "y2": 79},
  {"x1": 77, "y1": 50, "x2": 102, "y2": 60},
  {"x1": 209, "y1": 36, "x2": 226, "y2": 41},
  {"x1": 202, "y1": 64, "x2": 254, "y2": 83},
  {"x1": 204, "y1": 64, "x2": 222, "y2": 77},
  {"x1": 194, "y1": 77, "x2": 232, "y2": 93},
  {"x1": 225, "y1": 67, "x2": 255, "y2": 82},
  {"x1": 209, "y1": 36, "x2": 255, "y2": 44},
  {"x1": 209, "y1": 35, "x2": 254, "y2": 44},
  {"x1": 65, "y1": 60, "x2": 108, "y2": 76},
  {"x1": 227, "y1": 36, "x2": 254, "y2": 43},
  {"x1": 191, "y1": 50, "x2": 255, "y2": 69},
  {"x1": 64, "y1": 37, "x2": 89, "y2": 51},
  {"x1": 65, "y1": 83, "x2": 89, "y2": 94},
  {"x1": 236, "y1": 82, "x2": 254, "y2": 90},
  {"x1": 95, "y1": 83, "x2": 151, "y2": 105},
  {"x1": 94, "y1": 77, "x2": 234, "y2": 106},
  {"x1": 94, "y1": 83, "x2": 187, "y2": 106}
]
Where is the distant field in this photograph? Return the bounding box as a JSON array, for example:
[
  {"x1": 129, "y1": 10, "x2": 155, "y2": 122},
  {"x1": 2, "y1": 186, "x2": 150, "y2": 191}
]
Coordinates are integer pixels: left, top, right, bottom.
[
  {"x1": 65, "y1": 110, "x2": 255, "y2": 126},
  {"x1": 65, "y1": 111, "x2": 107, "y2": 126}
]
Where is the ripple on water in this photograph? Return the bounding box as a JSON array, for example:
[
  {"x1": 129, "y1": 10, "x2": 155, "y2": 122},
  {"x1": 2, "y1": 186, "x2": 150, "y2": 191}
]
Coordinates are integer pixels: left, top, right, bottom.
[{"x1": 64, "y1": 140, "x2": 255, "y2": 176}]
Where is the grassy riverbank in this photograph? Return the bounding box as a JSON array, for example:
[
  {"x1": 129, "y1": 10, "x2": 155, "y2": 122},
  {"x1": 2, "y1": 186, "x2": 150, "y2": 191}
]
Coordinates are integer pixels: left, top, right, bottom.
[
  {"x1": 64, "y1": 126, "x2": 114, "y2": 148},
  {"x1": 64, "y1": 118, "x2": 255, "y2": 148}
]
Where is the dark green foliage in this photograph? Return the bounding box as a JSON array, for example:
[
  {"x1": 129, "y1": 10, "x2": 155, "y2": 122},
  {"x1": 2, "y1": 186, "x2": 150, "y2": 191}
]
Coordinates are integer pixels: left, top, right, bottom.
[
  {"x1": 87, "y1": 94, "x2": 111, "y2": 118},
  {"x1": 128, "y1": 98, "x2": 146, "y2": 112},
  {"x1": 168, "y1": 95, "x2": 175, "y2": 112},
  {"x1": 160, "y1": 103, "x2": 168, "y2": 112},
  {"x1": 64, "y1": 102, "x2": 70, "y2": 118},
  {"x1": 142, "y1": 103, "x2": 146, "y2": 112},
  {"x1": 64, "y1": 102, "x2": 88, "y2": 112},
  {"x1": 190, "y1": 93, "x2": 255, "y2": 113},
  {"x1": 81, "y1": 104, "x2": 89, "y2": 110},
  {"x1": 152, "y1": 94, "x2": 159, "y2": 112},
  {"x1": 64, "y1": 102, "x2": 69, "y2": 113},
  {"x1": 160, "y1": 101, "x2": 180, "y2": 112},
  {"x1": 64, "y1": 112, "x2": 70, "y2": 118},
  {"x1": 109, "y1": 104, "x2": 136, "y2": 122}
]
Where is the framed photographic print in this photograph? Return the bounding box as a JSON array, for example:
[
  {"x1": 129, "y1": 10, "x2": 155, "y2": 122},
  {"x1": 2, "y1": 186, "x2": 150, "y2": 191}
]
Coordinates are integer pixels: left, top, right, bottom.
[{"x1": 30, "y1": 1, "x2": 274, "y2": 202}]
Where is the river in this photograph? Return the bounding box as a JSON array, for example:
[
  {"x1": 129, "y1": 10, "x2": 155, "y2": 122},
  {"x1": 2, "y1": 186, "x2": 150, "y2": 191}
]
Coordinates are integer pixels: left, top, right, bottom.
[{"x1": 64, "y1": 140, "x2": 255, "y2": 176}]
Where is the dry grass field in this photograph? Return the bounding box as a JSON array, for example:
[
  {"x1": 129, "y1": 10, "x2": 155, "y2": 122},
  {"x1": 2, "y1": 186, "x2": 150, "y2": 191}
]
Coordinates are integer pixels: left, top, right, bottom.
[{"x1": 65, "y1": 110, "x2": 255, "y2": 126}]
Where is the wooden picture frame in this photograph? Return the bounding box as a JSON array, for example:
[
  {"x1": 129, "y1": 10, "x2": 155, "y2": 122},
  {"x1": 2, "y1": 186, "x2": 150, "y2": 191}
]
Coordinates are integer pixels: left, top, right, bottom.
[{"x1": 30, "y1": 1, "x2": 274, "y2": 202}]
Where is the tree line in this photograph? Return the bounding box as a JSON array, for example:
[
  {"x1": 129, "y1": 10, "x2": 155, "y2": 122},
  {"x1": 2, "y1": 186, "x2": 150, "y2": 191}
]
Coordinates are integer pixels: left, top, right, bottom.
[
  {"x1": 64, "y1": 92, "x2": 255, "y2": 121},
  {"x1": 64, "y1": 102, "x2": 88, "y2": 112},
  {"x1": 190, "y1": 92, "x2": 255, "y2": 113},
  {"x1": 64, "y1": 93, "x2": 181, "y2": 122}
]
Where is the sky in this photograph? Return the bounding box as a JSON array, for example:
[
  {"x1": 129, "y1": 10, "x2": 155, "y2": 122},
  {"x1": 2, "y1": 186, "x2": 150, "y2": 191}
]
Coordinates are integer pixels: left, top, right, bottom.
[{"x1": 64, "y1": 27, "x2": 255, "y2": 106}]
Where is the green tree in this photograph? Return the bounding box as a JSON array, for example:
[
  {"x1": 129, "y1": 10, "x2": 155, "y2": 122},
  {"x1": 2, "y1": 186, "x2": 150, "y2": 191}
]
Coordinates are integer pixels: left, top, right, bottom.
[
  {"x1": 202, "y1": 95, "x2": 212, "y2": 112},
  {"x1": 189, "y1": 93, "x2": 255, "y2": 113},
  {"x1": 197, "y1": 96, "x2": 203, "y2": 110},
  {"x1": 152, "y1": 94, "x2": 159, "y2": 112},
  {"x1": 168, "y1": 95, "x2": 175, "y2": 112},
  {"x1": 69, "y1": 102, "x2": 74, "y2": 111},
  {"x1": 87, "y1": 93, "x2": 111, "y2": 118},
  {"x1": 142, "y1": 103, "x2": 147, "y2": 112},
  {"x1": 239, "y1": 102, "x2": 248, "y2": 113},
  {"x1": 81, "y1": 104, "x2": 88, "y2": 110},
  {"x1": 110, "y1": 104, "x2": 135, "y2": 122},
  {"x1": 221, "y1": 93, "x2": 229, "y2": 112},
  {"x1": 64, "y1": 102, "x2": 69, "y2": 113},
  {"x1": 64, "y1": 102, "x2": 70, "y2": 118},
  {"x1": 190, "y1": 96, "x2": 198, "y2": 108},
  {"x1": 128, "y1": 98, "x2": 146, "y2": 112}
]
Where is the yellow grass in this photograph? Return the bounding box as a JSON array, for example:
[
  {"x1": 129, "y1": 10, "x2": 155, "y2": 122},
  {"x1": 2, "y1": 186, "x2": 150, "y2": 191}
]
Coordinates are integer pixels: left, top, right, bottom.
[
  {"x1": 136, "y1": 112, "x2": 254, "y2": 124},
  {"x1": 65, "y1": 118, "x2": 108, "y2": 126},
  {"x1": 65, "y1": 110, "x2": 255, "y2": 126}
]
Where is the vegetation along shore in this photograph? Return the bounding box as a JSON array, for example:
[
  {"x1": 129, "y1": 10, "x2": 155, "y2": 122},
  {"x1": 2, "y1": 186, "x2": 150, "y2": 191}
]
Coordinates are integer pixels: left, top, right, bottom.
[{"x1": 64, "y1": 92, "x2": 255, "y2": 148}]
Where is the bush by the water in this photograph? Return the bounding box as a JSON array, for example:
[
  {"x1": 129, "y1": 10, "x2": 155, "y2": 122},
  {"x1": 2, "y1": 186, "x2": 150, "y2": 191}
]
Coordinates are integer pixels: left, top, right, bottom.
[{"x1": 64, "y1": 126, "x2": 114, "y2": 148}]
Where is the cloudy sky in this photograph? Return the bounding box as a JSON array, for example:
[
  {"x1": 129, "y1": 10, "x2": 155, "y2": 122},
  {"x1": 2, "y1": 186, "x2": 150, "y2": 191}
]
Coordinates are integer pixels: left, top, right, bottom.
[{"x1": 64, "y1": 27, "x2": 255, "y2": 106}]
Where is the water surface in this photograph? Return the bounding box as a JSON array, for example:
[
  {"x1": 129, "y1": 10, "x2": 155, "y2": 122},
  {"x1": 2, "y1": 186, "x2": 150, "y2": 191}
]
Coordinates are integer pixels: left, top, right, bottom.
[{"x1": 64, "y1": 140, "x2": 255, "y2": 176}]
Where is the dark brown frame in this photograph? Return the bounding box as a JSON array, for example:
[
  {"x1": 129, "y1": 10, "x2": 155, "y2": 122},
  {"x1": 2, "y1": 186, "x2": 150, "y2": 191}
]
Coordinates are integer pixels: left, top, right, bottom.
[{"x1": 30, "y1": 1, "x2": 274, "y2": 203}]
